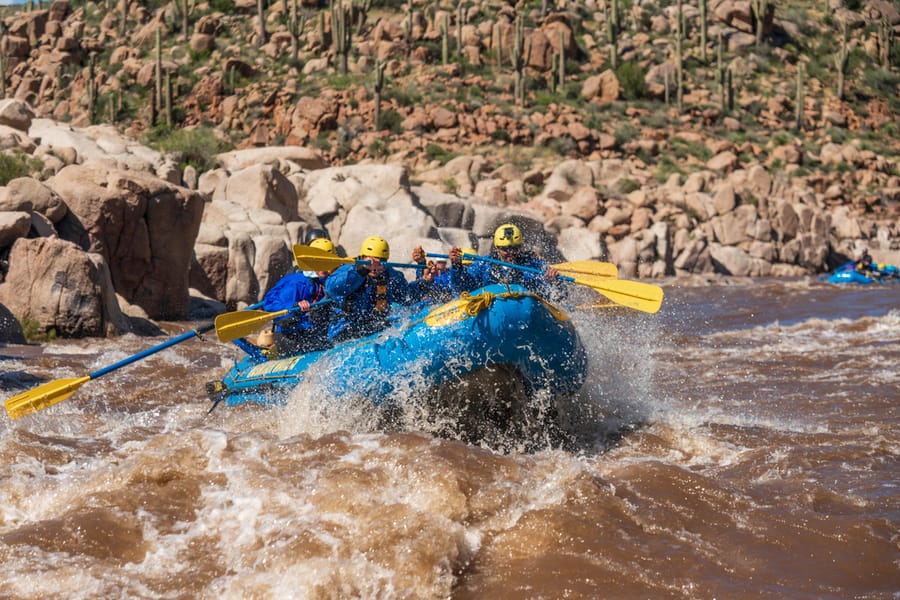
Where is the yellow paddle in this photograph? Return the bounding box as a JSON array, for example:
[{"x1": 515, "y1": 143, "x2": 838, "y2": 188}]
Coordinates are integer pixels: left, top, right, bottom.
[
  {"x1": 428, "y1": 253, "x2": 664, "y2": 314},
  {"x1": 554, "y1": 260, "x2": 618, "y2": 279},
  {"x1": 1, "y1": 314, "x2": 254, "y2": 420},
  {"x1": 3, "y1": 300, "x2": 276, "y2": 420},
  {"x1": 292, "y1": 245, "x2": 424, "y2": 272},
  {"x1": 213, "y1": 299, "x2": 332, "y2": 342},
  {"x1": 5, "y1": 376, "x2": 93, "y2": 420},
  {"x1": 567, "y1": 276, "x2": 663, "y2": 313}
]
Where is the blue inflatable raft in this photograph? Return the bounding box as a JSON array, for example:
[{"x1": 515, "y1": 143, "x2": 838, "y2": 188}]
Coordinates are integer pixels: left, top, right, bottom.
[
  {"x1": 206, "y1": 284, "x2": 587, "y2": 410},
  {"x1": 826, "y1": 261, "x2": 899, "y2": 285}
]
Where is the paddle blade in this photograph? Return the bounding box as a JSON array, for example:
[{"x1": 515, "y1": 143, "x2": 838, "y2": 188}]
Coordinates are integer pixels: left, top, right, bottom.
[
  {"x1": 5, "y1": 376, "x2": 92, "y2": 419},
  {"x1": 292, "y1": 245, "x2": 353, "y2": 272},
  {"x1": 214, "y1": 309, "x2": 289, "y2": 342},
  {"x1": 573, "y1": 277, "x2": 664, "y2": 314},
  {"x1": 555, "y1": 260, "x2": 618, "y2": 279}
]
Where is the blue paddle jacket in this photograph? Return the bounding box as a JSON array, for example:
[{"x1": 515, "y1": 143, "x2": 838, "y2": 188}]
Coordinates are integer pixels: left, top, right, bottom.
[
  {"x1": 450, "y1": 250, "x2": 556, "y2": 297},
  {"x1": 262, "y1": 272, "x2": 327, "y2": 334},
  {"x1": 415, "y1": 267, "x2": 458, "y2": 303},
  {"x1": 325, "y1": 263, "x2": 428, "y2": 342}
]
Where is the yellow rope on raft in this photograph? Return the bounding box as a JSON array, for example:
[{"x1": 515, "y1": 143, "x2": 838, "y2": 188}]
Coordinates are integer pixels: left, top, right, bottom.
[{"x1": 424, "y1": 288, "x2": 568, "y2": 327}]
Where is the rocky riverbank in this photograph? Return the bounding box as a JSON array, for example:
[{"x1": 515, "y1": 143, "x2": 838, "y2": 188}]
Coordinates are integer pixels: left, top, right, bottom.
[{"x1": 0, "y1": 98, "x2": 896, "y2": 341}]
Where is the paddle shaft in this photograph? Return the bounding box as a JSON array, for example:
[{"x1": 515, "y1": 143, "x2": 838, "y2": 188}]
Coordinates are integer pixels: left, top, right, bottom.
[
  {"x1": 428, "y1": 252, "x2": 663, "y2": 313},
  {"x1": 427, "y1": 253, "x2": 574, "y2": 282},
  {"x1": 89, "y1": 300, "x2": 265, "y2": 379},
  {"x1": 4, "y1": 301, "x2": 264, "y2": 419},
  {"x1": 371, "y1": 260, "x2": 424, "y2": 270},
  {"x1": 214, "y1": 299, "x2": 333, "y2": 343}
]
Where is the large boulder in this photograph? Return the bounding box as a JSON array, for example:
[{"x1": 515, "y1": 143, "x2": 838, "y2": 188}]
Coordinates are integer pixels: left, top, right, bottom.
[
  {"x1": 29, "y1": 120, "x2": 164, "y2": 171},
  {"x1": 215, "y1": 146, "x2": 329, "y2": 172},
  {"x1": 222, "y1": 163, "x2": 300, "y2": 223},
  {"x1": 300, "y1": 164, "x2": 437, "y2": 263},
  {"x1": 46, "y1": 162, "x2": 205, "y2": 319},
  {"x1": 0, "y1": 177, "x2": 67, "y2": 222},
  {"x1": 0, "y1": 237, "x2": 129, "y2": 337},
  {"x1": 0, "y1": 98, "x2": 35, "y2": 131},
  {"x1": 0, "y1": 212, "x2": 31, "y2": 247}
]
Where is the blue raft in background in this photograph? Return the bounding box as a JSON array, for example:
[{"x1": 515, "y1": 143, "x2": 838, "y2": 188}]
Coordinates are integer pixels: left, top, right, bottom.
[
  {"x1": 208, "y1": 283, "x2": 587, "y2": 409},
  {"x1": 825, "y1": 261, "x2": 899, "y2": 285}
]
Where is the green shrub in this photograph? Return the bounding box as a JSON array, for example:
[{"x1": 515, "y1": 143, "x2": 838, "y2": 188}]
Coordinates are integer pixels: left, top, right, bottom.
[
  {"x1": 378, "y1": 109, "x2": 403, "y2": 134},
  {"x1": 491, "y1": 129, "x2": 511, "y2": 143},
  {"x1": 548, "y1": 136, "x2": 575, "y2": 157},
  {"x1": 653, "y1": 155, "x2": 685, "y2": 183},
  {"x1": 20, "y1": 317, "x2": 57, "y2": 343},
  {"x1": 613, "y1": 122, "x2": 639, "y2": 146},
  {"x1": 368, "y1": 138, "x2": 390, "y2": 158},
  {"x1": 143, "y1": 126, "x2": 231, "y2": 173},
  {"x1": 0, "y1": 152, "x2": 42, "y2": 185},
  {"x1": 425, "y1": 143, "x2": 456, "y2": 165},
  {"x1": 771, "y1": 131, "x2": 792, "y2": 147},
  {"x1": 210, "y1": 0, "x2": 235, "y2": 13},
  {"x1": 617, "y1": 178, "x2": 641, "y2": 194},
  {"x1": 863, "y1": 68, "x2": 900, "y2": 113},
  {"x1": 385, "y1": 86, "x2": 423, "y2": 107},
  {"x1": 616, "y1": 62, "x2": 647, "y2": 100}
]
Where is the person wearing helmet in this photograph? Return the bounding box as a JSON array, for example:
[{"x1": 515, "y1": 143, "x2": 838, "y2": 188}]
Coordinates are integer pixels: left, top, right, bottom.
[
  {"x1": 304, "y1": 227, "x2": 331, "y2": 246},
  {"x1": 325, "y1": 236, "x2": 432, "y2": 343},
  {"x1": 261, "y1": 236, "x2": 336, "y2": 355},
  {"x1": 411, "y1": 245, "x2": 476, "y2": 302},
  {"x1": 448, "y1": 223, "x2": 560, "y2": 297},
  {"x1": 856, "y1": 249, "x2": 878, "y2": 276}
]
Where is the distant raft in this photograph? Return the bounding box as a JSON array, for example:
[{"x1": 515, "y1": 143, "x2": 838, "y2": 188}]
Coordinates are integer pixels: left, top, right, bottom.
[
  {"x1": 825, "y1": 261, "x2": 900, "y2": 285},
  {"x1": 206, "y1": 283, "x2": 587, "y2": 409}
]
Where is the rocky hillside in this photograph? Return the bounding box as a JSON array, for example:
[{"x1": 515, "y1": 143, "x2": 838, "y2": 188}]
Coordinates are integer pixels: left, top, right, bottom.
[
  {"x1": 2, "y1": 1, "x2": 898, "y2": 171},
  {"x1": 0, "y1": 0, "x2": 898, "y2": 339}
]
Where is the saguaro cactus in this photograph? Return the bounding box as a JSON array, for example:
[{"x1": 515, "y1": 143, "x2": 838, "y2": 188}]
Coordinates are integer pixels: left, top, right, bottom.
[
  {"x1": 610, "y1": 0, "x2": 619, "y2": 37},
  {"x1": 675, "y1": 0, "x2": 683, "y2": 111},
  {"x1": 835, "y1": 19, "x2": 848, "y2": 101},
  {"x1": 164, "y1": 70, "x2": 173, "y2": 127},
  {"x1": 511, "y1": 15, "x2": 528, "y2": 106},
  {"x1": 182, "y1": 0, "x2": 190, "y2": 42},
  {"x1": 331, "y1": 0, "x2": 353, "y2": 74},
  {"x1": 699, "y1": 0, "x2": 708, "y2": 63},
  {"x1": 456, "y1": 2, "x2": 463, "y2": 60},
  {"x1": 557, "y1": 29, "x2": 565, "y2": 89},
  {"x1": 607, "y1": 5, "x2": 617, "y2": 69},
  {"x1": 717, "y1": 31, "x2": 724, "y2": 109},
  {"x1": 795, "y1": 62, "x2": 804, "y2": 131},
  {"x1": 155, "y1": 25, "x2": 162, "y2": 123},
  {"x1": 257, "y1": 0, "x2": 268, "y2": 47},
  {"x1": 441, "y1": 13, "x2": 449, "y2": 65},
  {"x1": 493, "y1": 21, "x2": 503, "y2": 68},
  {"x1": 726, "y1": 66, "x2": 734, "y2": 113},
  {"x1": 751, "y1": 0, "x2": 769, "y2": 47},
  {"x1": 0, "y1": 24, "x2": 7, "y2": 99},
  {"x1": 87, "y1": 53, "x2": 97, "y2": 124},
  {"x1": 373, "y1": 58, "x2": 386, "y2": 131},
  {"x1": 290, "y1": 0, "x2": 299, "y2": 61},
  {"x1": 878, "y1": 13, "x2": 894, "y2": 68},
  {"x1": 119, "y1": 0, "x2": 127, "y2": 38}
]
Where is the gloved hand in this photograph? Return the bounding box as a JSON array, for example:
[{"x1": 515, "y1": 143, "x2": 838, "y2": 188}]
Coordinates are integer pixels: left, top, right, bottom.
[{"x1": 449, "y1": 246, "x2": 463, "y2": 268}]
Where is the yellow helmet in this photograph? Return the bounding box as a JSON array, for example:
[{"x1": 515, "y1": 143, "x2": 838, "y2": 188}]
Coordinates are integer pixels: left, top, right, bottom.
[
  {"x1": 359, "y1": 236, "x2": 390, "y2": 259},
  {"x1": 493, "y1": 223, "x2": 522, "y2": 248},
  {"x1": 309, "y1": 237, "x2": 335, "y2": 254},
  {"x1": 460, "y1": 248, "x2": 477, "y2": 265}
]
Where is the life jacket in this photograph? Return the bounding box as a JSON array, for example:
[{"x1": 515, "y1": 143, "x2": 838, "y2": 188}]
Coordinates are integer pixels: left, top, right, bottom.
[{"x1": 369, "y1": 273, "x2": 390, "y2": 318}]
